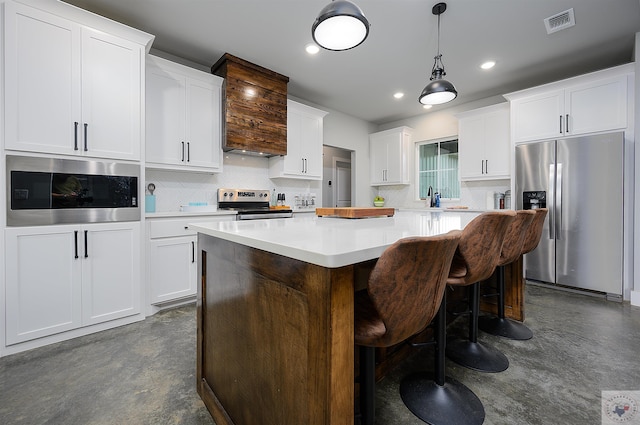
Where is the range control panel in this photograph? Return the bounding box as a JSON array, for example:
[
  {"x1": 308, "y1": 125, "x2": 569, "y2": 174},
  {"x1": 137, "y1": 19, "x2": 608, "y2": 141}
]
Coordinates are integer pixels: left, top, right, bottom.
[{"x1": 217, "y1": 188, "x2": 270, "y2": 203}]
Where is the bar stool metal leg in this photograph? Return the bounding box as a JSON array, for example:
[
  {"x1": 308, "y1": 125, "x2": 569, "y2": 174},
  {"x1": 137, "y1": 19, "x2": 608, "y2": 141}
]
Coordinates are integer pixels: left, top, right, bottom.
[
  {"x1": 445, "y1": 282, "x2": 509, "y2": 372},
  {"x1": 478, "y1": 266, "x2": 533, "y2": 340},
  {"x1": 400, "y1": 293, "x2": 485, "y2": 425},
  {"x1": 359, "y1": 346, "x2": 376, "y2": 425}
]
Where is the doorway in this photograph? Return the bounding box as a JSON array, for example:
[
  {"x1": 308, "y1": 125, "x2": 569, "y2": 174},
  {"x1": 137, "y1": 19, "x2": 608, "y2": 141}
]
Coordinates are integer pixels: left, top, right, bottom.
[
  {"x1": 322, "y1": 145, "x2": 353, "y2": 208},
  {"x1": 334, "y1": 159, "x2": 351, "y2": 207}
]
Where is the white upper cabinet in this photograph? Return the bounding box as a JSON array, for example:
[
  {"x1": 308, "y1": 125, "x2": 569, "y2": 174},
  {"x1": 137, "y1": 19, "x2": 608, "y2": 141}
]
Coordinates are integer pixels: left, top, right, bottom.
[
  {"x1": 146, "y1": 55, "x2": 223, "y2": 173},
  {"x1": 369, "y1": 127, "x2": 412, "y2": 186},
  {"x1": 269, "y1": 100, "x2": 328, "y2": 180},
  {"x1": 457, "y1": 103, "x2": 510, "y2": 181},
  {"x1": 505, "y1": 64, "x2": 632, "y2": 144},
  {"x1": 4, "y1": 2, "x2": 144, "y2": 160}
]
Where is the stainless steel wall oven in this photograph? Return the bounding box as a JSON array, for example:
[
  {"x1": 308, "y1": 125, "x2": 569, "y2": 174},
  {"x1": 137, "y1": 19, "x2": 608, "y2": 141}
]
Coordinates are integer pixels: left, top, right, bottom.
[{"x1": 7, "y1": 155, "x2": 140, "y2": 226}]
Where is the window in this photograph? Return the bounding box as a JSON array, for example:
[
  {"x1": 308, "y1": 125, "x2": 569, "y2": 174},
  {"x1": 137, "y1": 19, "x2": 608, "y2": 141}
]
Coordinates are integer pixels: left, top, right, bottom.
[{"x1": 416, "y1": 138, "x2": 460, "y2": 199}]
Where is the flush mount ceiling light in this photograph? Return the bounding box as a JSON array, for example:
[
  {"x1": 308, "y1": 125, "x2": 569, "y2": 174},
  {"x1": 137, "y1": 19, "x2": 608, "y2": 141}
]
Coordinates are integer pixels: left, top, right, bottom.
[
  {"x1": 312, "y1": 0, "x2": 370, "y2": 51},
  {"x1": 419, "y1": 2, "x2": 458, "y2": 106}
]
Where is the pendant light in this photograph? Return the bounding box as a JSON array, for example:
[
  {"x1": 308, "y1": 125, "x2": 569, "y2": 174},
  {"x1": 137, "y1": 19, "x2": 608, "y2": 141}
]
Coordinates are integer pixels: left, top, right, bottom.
[
  {"x1": 419, "y1": 2, "x2": 457, "y2": 105},
  {"x1": 312, "y1": 0, "x2": 370, "y2": 51}
]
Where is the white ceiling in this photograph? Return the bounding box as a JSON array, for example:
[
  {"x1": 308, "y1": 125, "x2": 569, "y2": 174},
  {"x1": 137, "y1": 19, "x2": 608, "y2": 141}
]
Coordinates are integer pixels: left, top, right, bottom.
[{"x1": 63, "y1": 0, "x2": 640, "y2": 125}]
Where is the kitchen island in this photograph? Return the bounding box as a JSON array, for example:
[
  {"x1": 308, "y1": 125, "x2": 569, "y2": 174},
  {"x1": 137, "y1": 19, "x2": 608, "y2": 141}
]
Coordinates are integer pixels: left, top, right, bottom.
[{"x1": 190, "y1": 210, "x2": 515, "y2": 425}]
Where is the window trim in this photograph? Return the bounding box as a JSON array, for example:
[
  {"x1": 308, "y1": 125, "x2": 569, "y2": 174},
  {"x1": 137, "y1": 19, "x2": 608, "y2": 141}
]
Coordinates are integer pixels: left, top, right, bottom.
[{"x1": 414, "y1": 136, "x2": 461, "y2": 202}]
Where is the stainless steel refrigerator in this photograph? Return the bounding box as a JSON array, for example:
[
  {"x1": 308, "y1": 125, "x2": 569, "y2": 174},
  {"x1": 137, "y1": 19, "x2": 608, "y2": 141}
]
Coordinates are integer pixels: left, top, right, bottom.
[{"x1": 515, "y1": 131, "x2": 624, "y2": 297}]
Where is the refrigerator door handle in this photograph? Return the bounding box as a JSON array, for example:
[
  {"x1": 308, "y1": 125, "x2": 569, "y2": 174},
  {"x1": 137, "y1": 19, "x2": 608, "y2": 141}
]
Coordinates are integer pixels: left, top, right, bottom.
[
  {"x1": 548, "y1": 163, "x2": 555, "y2": 239},
  {"x1": 556, "y1": 163, "x2": 563, "y2": 240}
]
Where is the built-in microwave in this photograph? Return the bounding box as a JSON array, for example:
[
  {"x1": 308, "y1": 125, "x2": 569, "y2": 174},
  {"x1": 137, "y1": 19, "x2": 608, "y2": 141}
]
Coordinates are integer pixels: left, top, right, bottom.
[{"x1": 7, "y1": 155, "x2": 140, "y2": 226}]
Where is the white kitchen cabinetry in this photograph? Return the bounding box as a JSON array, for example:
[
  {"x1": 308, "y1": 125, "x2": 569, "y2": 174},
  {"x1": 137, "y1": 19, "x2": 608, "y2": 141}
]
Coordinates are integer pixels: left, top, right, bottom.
[
  {"x1": 505, "y1": 64, "x2": 632, "y2": 144},
  {"x1": 457, "y1": 103, "x2": 510, "y2": 180},
  {"x1": 146, "y1": 215, "x2": 234, "y2": 307},
  {"x1": 269, "y1": 100, "x2": 327, "y2": 180},
  {"x1": 5, "y1": 222, "x2": 141, "y2": 345},
  {"x1": 4, "y1": 2, "x2": 144, "y2": 160},
  {"x1": 146, "y1": 56, "x2": 223, "y2": 172},
  {"x1": 369, "y1": 127, "x2": 412, "y2": 186}
]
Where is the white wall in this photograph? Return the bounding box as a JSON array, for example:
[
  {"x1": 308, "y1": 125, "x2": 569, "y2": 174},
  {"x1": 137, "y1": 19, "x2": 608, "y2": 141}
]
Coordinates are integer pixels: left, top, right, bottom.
[
  {"x1": 632, "y1": 32, "x2": 640, "y2": 307},
  {"x1": 318, "y1": 106, "x2": 378, "y2": 207}
]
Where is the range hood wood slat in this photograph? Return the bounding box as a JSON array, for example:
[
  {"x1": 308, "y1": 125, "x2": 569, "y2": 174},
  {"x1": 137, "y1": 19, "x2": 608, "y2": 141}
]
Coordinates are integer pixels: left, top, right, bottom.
[{"x1": 212, "y1": 53, "x2": 289, "y2": 156}]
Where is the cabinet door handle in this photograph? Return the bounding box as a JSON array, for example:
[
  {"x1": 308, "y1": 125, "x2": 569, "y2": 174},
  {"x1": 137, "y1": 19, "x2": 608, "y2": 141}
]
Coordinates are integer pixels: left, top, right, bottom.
[
  {"x1": 559, "y1": 115, "x2": 563, "y2": 134},
  {"x1": 302, "y1": 158, "x2": 305, "y2": 173},
  {"x1": 84, "y1": 123, "x2": 88, "y2": 151},
  {"x1": 192, "y1": 241, "x2": 195, "y2": 263},
  {"x1": 187, "y1": 142, "x2": 190, "y2": 162},
  {"x1": 565, "y1": 114, "x2": 569, "y2": 133},
  {"x1": 74, "y1": 230, "x2": 79, "y2": 259},
  {"x1": 304, "y1": 158, "x2": 307, "y2": 173},
  {"x1": 181, "y1": 142, "x2": 185, "y2": 162},
  {"x1": 84, "y1": 230, "x2": 89, "y2": 258},
  {"x1": 74, "y1": 122, "x2": 79, "y2": 151},
  {"x1": 485, "y1": 159, "x2": 488, "y2": 174}
]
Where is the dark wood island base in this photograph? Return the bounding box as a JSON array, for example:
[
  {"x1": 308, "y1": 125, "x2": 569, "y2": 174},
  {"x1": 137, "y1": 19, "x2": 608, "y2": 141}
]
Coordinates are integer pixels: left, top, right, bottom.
[
  {"x1": 197, "y1": 236, "x2": 355, "y2": 425},
  {"x1": 196, "y1": 233, "x2": 525, "y2": 425}
]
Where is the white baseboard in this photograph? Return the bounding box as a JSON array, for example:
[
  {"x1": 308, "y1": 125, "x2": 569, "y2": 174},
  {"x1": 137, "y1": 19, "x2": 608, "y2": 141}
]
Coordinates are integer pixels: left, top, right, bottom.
[{"x1": 631, "y1": 290, "x2": 640, "y2": 307}]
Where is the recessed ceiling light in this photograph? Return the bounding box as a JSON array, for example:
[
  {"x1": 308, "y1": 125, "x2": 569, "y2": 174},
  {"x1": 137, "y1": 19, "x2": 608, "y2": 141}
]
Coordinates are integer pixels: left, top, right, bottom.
[
  {"x1": 393, "y1": 92, "x2": 404, "y2": 99},
  {"x1": 423, "y1": 104, "x2": 433, "y2": 110},
  {"x1": 305, "y1": 44, "x2": 320, "y2": 55},
  {"x1": 480, "y1": 61, "x2": 496, "y2": 70}
]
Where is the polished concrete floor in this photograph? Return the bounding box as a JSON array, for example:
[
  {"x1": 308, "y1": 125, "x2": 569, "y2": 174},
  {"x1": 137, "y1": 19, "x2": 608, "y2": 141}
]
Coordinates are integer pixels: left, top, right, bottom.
[{"x1": 1, "y1": 284, "x2": 639, "y2": 425}]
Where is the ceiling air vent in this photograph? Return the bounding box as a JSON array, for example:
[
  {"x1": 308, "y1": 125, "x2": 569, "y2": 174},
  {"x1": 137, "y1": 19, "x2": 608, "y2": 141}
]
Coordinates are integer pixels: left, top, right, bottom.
[{"x1": 544, "y1": 8, "x2": 575, "y2": 34}]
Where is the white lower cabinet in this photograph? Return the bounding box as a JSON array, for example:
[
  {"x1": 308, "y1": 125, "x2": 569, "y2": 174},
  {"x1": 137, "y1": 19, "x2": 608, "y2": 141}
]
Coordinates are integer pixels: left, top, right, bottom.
[
  {"x1": 146, "y1": 215, "x2": 234, "y2": 306},
  {"x1": 5, "y1": 222, "x2": 141, "y2": 345},
  {"x1": 149, "y1": 235, "x2": 196, "y2": 304}
]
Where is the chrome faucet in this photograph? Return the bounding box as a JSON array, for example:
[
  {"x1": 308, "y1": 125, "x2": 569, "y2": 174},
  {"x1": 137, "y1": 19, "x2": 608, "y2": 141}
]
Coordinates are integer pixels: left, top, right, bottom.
[{"x1": 427, "y1": 186, "x2": 435, "y2": 207}]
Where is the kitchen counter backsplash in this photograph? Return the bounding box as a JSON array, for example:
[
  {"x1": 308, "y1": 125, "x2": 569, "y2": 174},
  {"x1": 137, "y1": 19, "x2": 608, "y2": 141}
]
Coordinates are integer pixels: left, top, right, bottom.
[
  {"x1": 376, "y1": 179, "x2": 510, "y2": 210},
  {"x1": 145, "y1": 152, "x2": 321, "y2": 213}
]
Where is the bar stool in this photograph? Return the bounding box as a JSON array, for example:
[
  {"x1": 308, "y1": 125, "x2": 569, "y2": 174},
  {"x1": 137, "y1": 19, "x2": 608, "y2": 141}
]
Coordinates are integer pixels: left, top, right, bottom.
[
  {"x1": 520, "y1": 208, "x2": 548, "y2": 256},
  {"x1": 355, "y1": 231, "x2": 461, "y2": 425},
  {"x1": 445, "y1": 210, "x2": 516, "y2": 373},
  {"x1": 478, "y1": 210, "x2": 536, "y2": 340},
  {"x1": 400, "y1": 289, "x2": 485, "y2": 425}
]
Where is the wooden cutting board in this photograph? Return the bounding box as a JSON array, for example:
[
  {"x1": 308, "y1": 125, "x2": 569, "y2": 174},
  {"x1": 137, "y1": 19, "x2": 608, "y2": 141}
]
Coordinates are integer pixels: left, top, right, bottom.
[{"x1": 315, "y1": 207, "x2": 395, "y2": 218}]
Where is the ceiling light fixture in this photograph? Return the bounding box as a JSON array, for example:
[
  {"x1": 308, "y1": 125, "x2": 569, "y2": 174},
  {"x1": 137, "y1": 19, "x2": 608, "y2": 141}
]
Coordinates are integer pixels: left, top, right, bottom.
[
  {"x1": 419, "y1": 2, "x2": 457, "y2": 106},
  {"x1": 481, "y1": 60, "x2": 496, "y2": 70},
  {"x1": 394, "y1": 92, "x2": 405, "y2": 99},
  {"x1": 312, "y1": 0, "x2": 370, "y2": 51},
  {"x1": 305, "y1": 44, "x2": 320, "y2": 55}
]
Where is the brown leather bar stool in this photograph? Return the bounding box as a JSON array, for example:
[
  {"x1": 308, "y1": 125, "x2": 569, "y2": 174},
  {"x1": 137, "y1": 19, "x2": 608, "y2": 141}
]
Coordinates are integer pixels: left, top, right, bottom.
[
  {"x1": 445, "y1": 210, "x2": 516, "y2": 373},
  {"x1": 478, "y1": 210, "x2": 536, "y2": 340},
  {"x1": 520, "y1": 208, "x2": 548, "y2": 256},
  {"x1": 355, "y1": 231, "x2": 461, "y2": 425}
]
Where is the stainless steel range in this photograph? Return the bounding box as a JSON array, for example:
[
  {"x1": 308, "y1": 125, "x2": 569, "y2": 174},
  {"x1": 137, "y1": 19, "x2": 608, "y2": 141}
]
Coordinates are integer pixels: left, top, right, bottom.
[{"x1": 217, "y1": 188, "x2": 293, "y2": 220}]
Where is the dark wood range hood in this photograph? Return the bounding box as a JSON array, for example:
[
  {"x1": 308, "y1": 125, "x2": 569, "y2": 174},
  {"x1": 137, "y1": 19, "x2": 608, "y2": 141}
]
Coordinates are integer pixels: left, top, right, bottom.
[{"x1": 211, "y1": 53, "x2": 289, "y2": 156}]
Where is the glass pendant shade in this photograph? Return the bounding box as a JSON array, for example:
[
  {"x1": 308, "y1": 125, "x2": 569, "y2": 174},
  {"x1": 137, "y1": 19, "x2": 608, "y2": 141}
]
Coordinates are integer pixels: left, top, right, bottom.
[{"x1": 312, "y1": 0, "x2": 370, "y2": 51}]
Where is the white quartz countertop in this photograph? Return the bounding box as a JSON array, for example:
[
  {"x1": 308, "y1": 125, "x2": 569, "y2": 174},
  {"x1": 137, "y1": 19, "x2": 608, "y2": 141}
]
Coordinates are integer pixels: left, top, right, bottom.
[{"x1": 190, "y1": 210, "x2": 480, "y2": 268}]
